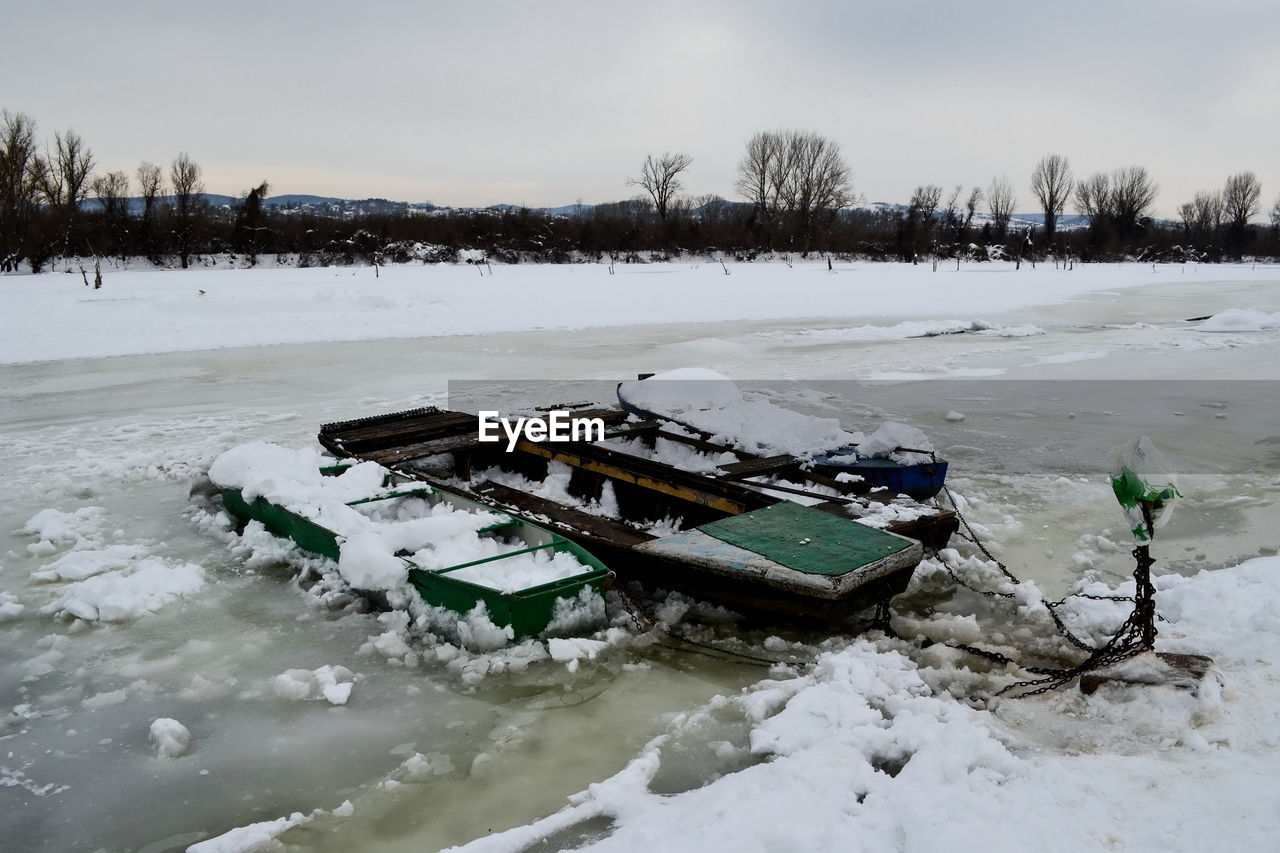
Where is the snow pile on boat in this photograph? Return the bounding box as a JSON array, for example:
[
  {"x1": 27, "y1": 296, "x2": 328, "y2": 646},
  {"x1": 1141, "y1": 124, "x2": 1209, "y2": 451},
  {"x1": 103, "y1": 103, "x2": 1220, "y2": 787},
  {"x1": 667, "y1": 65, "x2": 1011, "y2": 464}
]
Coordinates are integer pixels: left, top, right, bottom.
[
  {"x1": 1197, "y1": 308, "x2": 1280, "y2": 331},
  {"x1": 209, "y1": 443, "x2": 589, "y2": 594},
  {"x1": 617, "y1": 368, "x2": 933, "y2": 462}
]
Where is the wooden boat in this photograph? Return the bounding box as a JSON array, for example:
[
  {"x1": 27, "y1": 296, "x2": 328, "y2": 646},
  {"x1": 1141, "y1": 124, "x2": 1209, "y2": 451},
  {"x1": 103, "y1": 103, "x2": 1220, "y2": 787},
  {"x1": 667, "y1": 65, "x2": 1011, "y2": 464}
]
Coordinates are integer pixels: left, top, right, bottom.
[
  {"x1": 215, "y1": 462, "x2": 611, "y2": 639},
  {"x1": 617, "y1": 379, "x2": 949, "y2": 501},
  {"x1": 317, "y1": 406, "x2": 958, "y2": 624}
]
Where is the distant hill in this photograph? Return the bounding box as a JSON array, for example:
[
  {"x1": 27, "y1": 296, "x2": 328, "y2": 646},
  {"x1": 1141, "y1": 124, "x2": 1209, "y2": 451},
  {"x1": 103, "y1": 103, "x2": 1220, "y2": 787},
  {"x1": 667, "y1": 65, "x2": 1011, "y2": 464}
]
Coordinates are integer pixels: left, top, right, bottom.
[{"x1": 84, "y1": 192, "x2": 1093, "y2": 230}]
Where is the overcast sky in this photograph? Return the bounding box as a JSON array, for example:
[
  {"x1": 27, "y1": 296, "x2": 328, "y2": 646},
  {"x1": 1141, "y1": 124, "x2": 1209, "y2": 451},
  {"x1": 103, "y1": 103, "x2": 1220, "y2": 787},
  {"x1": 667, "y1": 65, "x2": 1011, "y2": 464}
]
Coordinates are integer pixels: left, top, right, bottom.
[{"x1": 4, "y1": 1, "x2": 1277, "y2": 216}]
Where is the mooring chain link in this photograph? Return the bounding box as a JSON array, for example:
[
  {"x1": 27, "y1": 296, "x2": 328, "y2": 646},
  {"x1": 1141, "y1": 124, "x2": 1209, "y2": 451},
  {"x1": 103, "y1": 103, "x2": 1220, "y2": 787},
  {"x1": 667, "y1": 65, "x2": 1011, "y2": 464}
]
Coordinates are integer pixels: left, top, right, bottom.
[{"x1": 935, "y1": 486, "x2": 1156, "y2": 697}]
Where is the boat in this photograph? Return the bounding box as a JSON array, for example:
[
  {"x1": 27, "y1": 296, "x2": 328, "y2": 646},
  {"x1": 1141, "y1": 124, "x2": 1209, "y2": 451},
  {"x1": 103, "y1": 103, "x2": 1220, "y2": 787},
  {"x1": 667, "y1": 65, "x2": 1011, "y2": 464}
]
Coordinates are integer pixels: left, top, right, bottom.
[
  {"x1": 616, "y1": 371, "x2": 949, "y2": 501},
  {"x1": 317, "y1": 406, "x2": 958, "y2": 624},
  {"x1": 210, "y1": 446, "x2": 612, "y2": 639}
]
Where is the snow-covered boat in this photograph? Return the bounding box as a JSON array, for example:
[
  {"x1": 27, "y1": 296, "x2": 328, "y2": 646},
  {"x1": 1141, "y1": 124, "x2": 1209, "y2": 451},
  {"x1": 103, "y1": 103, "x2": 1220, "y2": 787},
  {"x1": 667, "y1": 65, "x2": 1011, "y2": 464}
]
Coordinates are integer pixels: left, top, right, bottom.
[
  {"x1": 317, "y1": 406, "x2": 956, "y2": 623},
  {"x1": 617, "y1": 369, "x2": 949, "y2": 500},
  {"x1": 208, "y1": 444, "x2": 612, "y2": 639}
]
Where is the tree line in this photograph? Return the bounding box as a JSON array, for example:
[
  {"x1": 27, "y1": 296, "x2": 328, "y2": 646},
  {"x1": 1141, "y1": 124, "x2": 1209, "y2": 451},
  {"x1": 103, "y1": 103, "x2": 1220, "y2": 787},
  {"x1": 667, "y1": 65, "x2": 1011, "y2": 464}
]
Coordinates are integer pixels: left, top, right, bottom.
[{"x1": 3, "y1": 108, "x2": 1278, "y2": 273}]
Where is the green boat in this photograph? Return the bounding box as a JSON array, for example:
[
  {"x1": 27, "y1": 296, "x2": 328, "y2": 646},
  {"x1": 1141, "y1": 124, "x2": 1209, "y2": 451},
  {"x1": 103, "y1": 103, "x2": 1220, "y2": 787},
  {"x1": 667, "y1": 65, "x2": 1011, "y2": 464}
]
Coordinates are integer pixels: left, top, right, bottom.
[{"x1": 215, "y1": 462, "x2": 612, "y2": 640}]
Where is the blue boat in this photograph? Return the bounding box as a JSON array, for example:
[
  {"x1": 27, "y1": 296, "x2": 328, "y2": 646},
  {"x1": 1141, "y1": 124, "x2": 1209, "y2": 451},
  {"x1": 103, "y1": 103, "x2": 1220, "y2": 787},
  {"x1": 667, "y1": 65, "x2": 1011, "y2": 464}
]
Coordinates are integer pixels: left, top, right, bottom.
[{"x1": 809, "y1": 451, "x2": 948, "y2": 501}]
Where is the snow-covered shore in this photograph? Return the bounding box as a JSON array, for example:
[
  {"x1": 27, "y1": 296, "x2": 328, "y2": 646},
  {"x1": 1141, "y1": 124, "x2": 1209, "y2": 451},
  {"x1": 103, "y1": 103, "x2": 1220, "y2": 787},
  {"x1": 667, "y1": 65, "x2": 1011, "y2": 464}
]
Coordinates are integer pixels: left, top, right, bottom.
[{"x1": 4, "y1": 260, "x2": 1275, "y2": 365}]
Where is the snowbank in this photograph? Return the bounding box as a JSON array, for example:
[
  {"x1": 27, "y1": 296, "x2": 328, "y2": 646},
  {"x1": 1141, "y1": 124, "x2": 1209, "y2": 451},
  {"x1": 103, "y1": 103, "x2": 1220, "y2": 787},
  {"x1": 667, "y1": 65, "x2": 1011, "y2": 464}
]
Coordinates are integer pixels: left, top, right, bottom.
[
  {"x1": 446, "y1": 555, "x2": 1280, "y2": 852},
  {"x1": 1197, "y1": 308, "x2": 1280, "y2": 331},
  {"x1": 0, "y1": 260, "x2": 1242, "y2": 365}
]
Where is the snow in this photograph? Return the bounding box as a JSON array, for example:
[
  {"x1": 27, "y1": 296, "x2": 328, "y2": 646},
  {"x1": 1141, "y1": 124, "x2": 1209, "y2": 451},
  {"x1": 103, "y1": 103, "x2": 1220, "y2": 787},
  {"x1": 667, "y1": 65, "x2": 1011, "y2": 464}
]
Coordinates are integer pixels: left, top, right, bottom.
[
  {"x1": 44, "y1": 557, "x2": 205, "y2": 622},
  {"x1": 150, "y1": 717, "x2": 192, "y2": 759},
  {"x1": 187, "y1": 804, "x2": 351, "y2": 853},
  {"x1": 619, "y1": 369, "x2": 857, "y2": 457},
  {"x1": 271, "y1": 665, "x2": 356, "y2": 705},
  {"x1": 446, "y1": 547, "x2": 595, "y2": 593},
  {"x1": 450, "y1": 556, "x2": 1280, "y2": 853},
  {"x1": 209, "y1": 443, "x2": 553, "y2": 592},
  {"x1": 19, "y1": 506, "x2": 105, "y2": 555},
  {"x1": 0, "y1": 591, "x2": 23, "y2": 622},
  {"x1": 851, "y1": 421, "x2": 934, "y2": 460},
  {"x1": 781, "y1": 318, "x2": 1045, "y2": 342},
  {"x1": 1197, "y1": 308, "x2": 1280, "y2": 331},
  {"x1": 0, "y1": 260, "x2": 1258, "y2": 365},
  {"x1": 31, "y1": 544, "x2": 147, "y2": 582}
]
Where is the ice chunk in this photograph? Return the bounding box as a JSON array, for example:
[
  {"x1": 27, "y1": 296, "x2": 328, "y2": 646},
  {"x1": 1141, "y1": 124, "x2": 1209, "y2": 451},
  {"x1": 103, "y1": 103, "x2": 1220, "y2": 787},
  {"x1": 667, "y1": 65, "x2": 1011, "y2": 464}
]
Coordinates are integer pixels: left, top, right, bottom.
[
  {"x1": 547, "y1": 636, "x2": 608, "y2": 663},
  {"x1": 32, "y1": 544, "x2": 147, "y2": 582},
  {"x1": 272, "y1": 665, "x2": 355, "y2": 705},
  {"x1": 0, "y1": 591, "x2": 23, "y2": 622},
  {"x1": 150, "y1": 717, "x2": 191, "y2": 759},
  {"x1": 47, "y1": 558, "x2": 204, "y2": 622},
  {"x1": 19, "y1": 506, "x2": 105, "y2": 554}
]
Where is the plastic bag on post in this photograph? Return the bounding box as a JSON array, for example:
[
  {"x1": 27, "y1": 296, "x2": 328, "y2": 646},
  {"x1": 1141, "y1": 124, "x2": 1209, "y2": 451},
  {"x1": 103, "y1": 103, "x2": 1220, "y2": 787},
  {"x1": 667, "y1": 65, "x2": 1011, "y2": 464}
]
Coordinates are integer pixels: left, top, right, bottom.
[{"x1": 1109, "y1": 436, "x2": 1180, "y2": 543}]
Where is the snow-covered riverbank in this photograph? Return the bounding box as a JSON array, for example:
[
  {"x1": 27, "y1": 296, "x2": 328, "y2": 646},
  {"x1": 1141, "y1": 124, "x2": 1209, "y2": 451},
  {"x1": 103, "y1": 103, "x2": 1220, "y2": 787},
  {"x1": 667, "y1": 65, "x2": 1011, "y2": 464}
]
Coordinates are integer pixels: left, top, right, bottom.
[{"x1": 4, "y1": 260, "x2": 1276, "y2": 365}]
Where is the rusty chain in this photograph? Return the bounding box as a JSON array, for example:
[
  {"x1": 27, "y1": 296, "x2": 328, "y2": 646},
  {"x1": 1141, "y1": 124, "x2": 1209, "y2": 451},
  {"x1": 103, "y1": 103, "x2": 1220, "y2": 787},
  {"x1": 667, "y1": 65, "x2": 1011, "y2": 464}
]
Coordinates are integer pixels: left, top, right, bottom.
[{"x1": 936, "y1": 485, "x2": 1157, "y2": 697}]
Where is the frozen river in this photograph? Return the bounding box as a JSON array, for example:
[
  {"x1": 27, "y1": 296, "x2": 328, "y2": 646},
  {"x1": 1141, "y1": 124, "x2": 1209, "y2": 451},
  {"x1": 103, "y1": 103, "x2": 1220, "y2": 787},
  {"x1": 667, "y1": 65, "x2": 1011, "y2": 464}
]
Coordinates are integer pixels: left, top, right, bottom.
[{"x1": 1, "y1": 263, "x2": 1279, "y2": 851}]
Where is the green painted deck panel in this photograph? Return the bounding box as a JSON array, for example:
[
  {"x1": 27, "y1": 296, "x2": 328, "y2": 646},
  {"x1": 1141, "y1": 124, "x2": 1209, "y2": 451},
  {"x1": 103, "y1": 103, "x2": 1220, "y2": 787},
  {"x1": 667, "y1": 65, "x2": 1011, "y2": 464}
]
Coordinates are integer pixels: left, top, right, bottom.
[{"x1": 696, "y1": 501, "x2": 912, "y2": 576}]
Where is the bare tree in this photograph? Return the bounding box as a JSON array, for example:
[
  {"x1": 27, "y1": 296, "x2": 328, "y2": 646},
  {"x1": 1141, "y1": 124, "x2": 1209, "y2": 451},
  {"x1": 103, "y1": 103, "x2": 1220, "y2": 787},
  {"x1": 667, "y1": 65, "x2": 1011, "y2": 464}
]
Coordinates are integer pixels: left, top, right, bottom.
[
  {"x1": 92, "y1": 169, "x2": 131, "y2": 260},
  {"x1": 235, "y1": 180, "x2": 271, "y2": 266},
  {"x1": 34, "y1": 129, "x2": 94, "y2": 215},
  {"x1": 92, "y1": 170, "x2": 130, "y2": 219},
  {"x1": 1184, "y1": 189, "x2": 1225, "y2": 244},
  {"x1": 137, "y1": 161, "x2": 164, "y2": 217},
  {"x1": 736, "y1": 130, "x2": 852, "y2": 251},
  {"x1": 136, "y1": 161, "x2": 165, "y2": 263},
  {"x1": 1030, "y1": 154, "x2": 1073, "y2": 245},
  {"x1": 907, "y1": 184, "x2": 941, "y2": 224},
  {"x1": 0, "y1": 110, "x2": 40, "y2": 271},
  {"x1": 1074, "y1": 172, "x2": 1111, "y2": 231},
  {"x1": 137, "y1": 162, "x2": 164, "y2": 215},
  {"x1": 962, "y1": 186, "x2": 982, "y2": 235},
  {"x1": 777, "y1": 131, "x2": 853, "y2": 249},
  {"x1": 735, "y1": 130, "x2": 783, "y2": 237},
  {"x1": 1177, "y1": 200, "x2": 1196, "y2": 241},
  {"x1": 986, "y1": 176, "x2": 1016, "y2": 239},
  {"x1": 627, "y1": 152, "x2": 692, "y2": 223},
  {"x1": 939, "y1": 184, "x2": 963, "y2": 237},
  {"x1": 1108, "y1": 165, "x2": 1158, "y2": 238},
  {"x1": 1271, "y1": 195, "x2": 1280, "y2": 237},
  {"x1": 1222, "y1": 171, "x2": 1262, "y2": 232},
  {"x1": 903, "y1": 184, "x2": 942, "y2": 261},
  {"x1": 170, "y1": 152, "x2": 204, "y2": 268}
]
